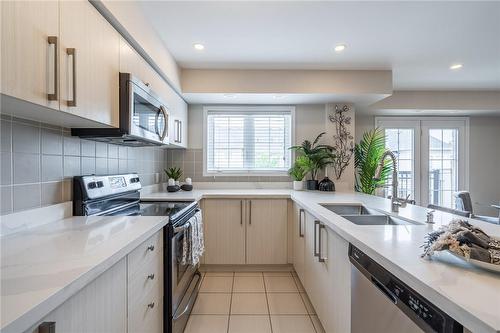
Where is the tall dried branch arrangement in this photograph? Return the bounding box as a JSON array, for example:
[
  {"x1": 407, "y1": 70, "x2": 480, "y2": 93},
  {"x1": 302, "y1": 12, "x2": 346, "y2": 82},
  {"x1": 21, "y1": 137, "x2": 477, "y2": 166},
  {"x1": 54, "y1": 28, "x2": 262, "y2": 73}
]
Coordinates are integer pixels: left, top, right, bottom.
[{"x1": 329, "y1": 104, "x2": 354, "y2": 180}]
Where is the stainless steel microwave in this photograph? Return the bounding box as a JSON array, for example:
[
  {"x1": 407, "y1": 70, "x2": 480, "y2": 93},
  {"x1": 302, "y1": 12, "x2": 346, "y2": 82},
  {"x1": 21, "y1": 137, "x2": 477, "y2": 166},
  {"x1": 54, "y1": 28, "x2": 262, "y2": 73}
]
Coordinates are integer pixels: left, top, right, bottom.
[{"x1": 72, "y1": 73, "x2": 170, "y2": 146}]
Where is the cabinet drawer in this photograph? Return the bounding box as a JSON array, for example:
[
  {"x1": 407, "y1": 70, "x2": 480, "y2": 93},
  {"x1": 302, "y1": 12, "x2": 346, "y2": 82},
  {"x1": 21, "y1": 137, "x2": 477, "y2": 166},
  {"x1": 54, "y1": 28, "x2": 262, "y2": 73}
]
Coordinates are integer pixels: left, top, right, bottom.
[
  {"x1": 128, "y1": 231, "x2": 163, "y2": 299},
  {"x1": 128, "y1": 231, "x2": 162, "y2": 275},
  {"x1": 128, "y1": 281, "x2": 163, "y2": 333}
]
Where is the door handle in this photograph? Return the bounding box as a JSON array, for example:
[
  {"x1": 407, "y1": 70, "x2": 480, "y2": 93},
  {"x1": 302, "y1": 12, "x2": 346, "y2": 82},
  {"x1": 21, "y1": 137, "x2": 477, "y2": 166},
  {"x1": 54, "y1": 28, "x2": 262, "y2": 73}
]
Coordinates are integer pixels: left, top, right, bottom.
[
  {"x1": 157, "y1": 106, "x2": 168, "y2": 141},
  {"x1": 314, "y1": 220, "x2": 320, "y2": 257},
  {"x1": 179, "y1": 120, "x2": 182, "y2": 143},
  {"x1": 47, "y1": 36, "x2": 58, "y2": 101},
  {"x1": 299, "y1": 209, "x2": 304, "y2": 237},
  {"x1": 240, "y1": 200, "x2": 243, "y2": 225},
  {"x1": 248, "y1": 200, "x2": 252, "y2": 225},
  {"x1": 318, "y1": 224, "x2": 326, "y2": 262},
  {"x1": 66, "y1": 48, "x2": 77, "y2": 107}
]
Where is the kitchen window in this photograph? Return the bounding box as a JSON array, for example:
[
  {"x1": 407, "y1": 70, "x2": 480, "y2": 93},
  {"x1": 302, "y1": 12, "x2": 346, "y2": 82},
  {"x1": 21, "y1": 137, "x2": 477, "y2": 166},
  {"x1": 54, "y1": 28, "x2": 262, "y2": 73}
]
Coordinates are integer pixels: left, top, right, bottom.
[
  {"x1": 376, "y1": 117, "x2": 469, "y2": 208},
  {"x1": 203, "y1": 106, "x2": 294, "y2": 176}
]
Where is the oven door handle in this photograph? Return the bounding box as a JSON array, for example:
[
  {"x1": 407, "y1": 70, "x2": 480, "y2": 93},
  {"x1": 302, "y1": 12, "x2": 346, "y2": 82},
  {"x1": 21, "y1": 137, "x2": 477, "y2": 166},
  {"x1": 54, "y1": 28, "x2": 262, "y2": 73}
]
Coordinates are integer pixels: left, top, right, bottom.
[{"x1": 172, "y1": 271, "x2": 202, "y2": 321}]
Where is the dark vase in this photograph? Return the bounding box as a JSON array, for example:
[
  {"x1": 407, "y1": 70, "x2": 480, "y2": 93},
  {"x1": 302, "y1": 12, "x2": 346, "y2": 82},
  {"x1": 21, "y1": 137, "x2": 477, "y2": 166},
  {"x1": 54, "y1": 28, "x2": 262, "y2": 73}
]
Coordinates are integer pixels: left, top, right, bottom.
[
  {"x1": 306, "y1": 180, "x2": 319, "y2": 190},
  {"x1": 318, "y1": 177, "x2": 335, "y2": 192}
]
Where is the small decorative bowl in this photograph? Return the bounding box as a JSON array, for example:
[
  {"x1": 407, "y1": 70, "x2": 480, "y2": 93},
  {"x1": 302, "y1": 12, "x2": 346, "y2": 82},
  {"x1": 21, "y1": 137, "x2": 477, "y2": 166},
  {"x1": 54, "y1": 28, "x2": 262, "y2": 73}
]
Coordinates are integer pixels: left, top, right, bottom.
[
  {"x1": 181, "y1": 184, "x2": 193, "y2": 191},
  {"x1": 167, "y1": 185, "x2": 180, "y2": 192}
]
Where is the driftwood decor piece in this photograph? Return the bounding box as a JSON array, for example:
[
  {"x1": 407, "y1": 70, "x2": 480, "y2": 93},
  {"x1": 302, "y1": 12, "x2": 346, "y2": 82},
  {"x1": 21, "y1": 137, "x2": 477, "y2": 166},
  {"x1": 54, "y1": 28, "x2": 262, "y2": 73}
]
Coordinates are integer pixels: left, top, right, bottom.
[{"x1": 329, "y1": 104, "x2": 354, "y2": 180}]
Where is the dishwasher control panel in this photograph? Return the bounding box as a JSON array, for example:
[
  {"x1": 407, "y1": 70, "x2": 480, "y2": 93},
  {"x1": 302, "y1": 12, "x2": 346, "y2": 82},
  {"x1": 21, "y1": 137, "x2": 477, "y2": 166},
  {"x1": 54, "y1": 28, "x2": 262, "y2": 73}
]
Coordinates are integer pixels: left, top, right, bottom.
[{"x1": 349, "y1": 244, "x2": 463, "y2": 333}]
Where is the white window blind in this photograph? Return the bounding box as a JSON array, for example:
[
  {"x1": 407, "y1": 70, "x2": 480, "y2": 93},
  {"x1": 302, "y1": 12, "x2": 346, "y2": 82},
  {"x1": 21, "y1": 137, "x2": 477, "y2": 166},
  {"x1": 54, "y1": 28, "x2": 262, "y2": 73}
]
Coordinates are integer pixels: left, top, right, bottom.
[{"x1": 205, "y1": 107, "x2": 293, "y2": 175}]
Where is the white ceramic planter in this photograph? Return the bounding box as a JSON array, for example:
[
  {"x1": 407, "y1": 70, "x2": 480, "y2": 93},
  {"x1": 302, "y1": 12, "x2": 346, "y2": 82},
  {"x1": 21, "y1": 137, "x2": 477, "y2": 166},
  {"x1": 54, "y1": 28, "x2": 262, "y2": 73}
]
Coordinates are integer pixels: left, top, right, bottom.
[{"x1": 293, "y1": 180, "x2": 304, "y2": 191}]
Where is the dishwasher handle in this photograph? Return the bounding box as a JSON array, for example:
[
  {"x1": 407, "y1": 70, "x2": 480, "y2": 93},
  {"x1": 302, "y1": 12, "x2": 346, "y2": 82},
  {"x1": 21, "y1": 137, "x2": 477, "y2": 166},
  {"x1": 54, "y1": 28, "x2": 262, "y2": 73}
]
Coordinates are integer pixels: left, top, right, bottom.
[{"x1": 370, "y1": 276, "x2": 397, "y2": 305}]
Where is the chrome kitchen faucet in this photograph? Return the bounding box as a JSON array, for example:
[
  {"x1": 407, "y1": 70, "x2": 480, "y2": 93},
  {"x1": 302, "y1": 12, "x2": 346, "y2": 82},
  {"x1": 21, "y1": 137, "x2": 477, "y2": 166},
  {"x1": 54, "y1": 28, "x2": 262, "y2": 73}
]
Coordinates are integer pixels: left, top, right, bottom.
[{"x1": 373, "y1": 150, "x2": 411, "y2": 213}]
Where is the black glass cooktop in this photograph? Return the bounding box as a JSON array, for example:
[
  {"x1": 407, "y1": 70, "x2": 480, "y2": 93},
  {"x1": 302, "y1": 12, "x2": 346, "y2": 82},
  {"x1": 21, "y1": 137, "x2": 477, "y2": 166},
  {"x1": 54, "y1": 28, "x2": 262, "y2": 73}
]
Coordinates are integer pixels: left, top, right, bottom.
[{"x1": 139, "y1": 201, "x2": 196, "y2": 222}]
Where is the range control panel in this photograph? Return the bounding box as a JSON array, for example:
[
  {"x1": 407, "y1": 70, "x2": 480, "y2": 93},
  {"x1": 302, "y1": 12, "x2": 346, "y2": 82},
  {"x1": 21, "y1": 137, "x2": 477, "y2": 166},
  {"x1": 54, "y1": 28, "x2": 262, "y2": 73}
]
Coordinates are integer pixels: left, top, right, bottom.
[
  {"x1": 75, "y1": 173, "x2": 142, "y2": 200},
  {"x1": 349, "y1": 244, "x2": 463, "y2": 333}
]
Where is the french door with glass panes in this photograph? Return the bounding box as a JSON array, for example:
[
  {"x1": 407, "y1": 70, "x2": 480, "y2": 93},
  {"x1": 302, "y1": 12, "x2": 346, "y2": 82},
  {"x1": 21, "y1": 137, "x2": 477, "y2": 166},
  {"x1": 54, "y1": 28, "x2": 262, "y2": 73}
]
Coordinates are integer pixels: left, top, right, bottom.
[{"x1": 376, "y1": 117, "x2": 468, "y2": 208}]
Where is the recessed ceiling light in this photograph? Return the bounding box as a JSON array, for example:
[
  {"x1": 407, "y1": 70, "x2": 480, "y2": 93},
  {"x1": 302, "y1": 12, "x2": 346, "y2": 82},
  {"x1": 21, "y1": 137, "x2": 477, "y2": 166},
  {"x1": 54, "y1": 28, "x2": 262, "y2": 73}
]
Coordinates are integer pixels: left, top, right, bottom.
[
  {"x1": 334, "y1": 44, "x2": 346, "y2": 53},
  {"x1": 450, "y1": 63, "x2": 463, "y2": 70},
  {"x1": 223, "y1": 93, "x2": 237, "y2": 98},
  {"x1": 193, "y1": 43, "x2": 205, "y2": 51}
]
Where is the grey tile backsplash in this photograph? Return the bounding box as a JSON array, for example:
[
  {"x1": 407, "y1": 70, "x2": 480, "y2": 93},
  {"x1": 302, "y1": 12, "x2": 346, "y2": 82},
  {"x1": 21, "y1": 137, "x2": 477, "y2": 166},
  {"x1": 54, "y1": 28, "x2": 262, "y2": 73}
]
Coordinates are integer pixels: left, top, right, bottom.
[
  {"x1": 0, "y1": 115, "x2": 167, "y2": 215},
  {"x1": 164, "y1": 148, "x2": 291, "y2": 183}
]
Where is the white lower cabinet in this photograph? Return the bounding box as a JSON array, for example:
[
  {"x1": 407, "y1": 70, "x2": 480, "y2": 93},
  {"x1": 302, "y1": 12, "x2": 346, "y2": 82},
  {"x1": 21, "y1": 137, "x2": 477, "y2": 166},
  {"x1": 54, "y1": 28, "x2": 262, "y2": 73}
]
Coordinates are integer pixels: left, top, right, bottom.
[
  {"x1": 127, "y1": 231, "x2": 164, "y2": 333},
  {"x1": 31, "y1": 258, "x2": 127, "y2": 333},
  {"x1": 203, "y1": 198, "x2": 288, "y2": 265},
  {"x1": 300, "y1": 210, "x2": 351, "y2": 333},
  {"x1": 293, "y1": 203, "x2": 306, "y2": 283},
  {"x1": 29, "y1": 230, "x2": 164, "y2": 333}
]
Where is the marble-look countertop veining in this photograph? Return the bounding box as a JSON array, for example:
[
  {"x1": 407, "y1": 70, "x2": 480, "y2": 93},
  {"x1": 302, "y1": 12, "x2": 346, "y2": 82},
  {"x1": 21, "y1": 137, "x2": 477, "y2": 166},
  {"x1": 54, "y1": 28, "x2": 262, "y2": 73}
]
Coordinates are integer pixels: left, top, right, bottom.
[
  {"x1": 143, "y1": 189, "x2": 500, "y2": 333},
  {"x1": 0, "y1": 215, "x2": 169, "y2": 333}
]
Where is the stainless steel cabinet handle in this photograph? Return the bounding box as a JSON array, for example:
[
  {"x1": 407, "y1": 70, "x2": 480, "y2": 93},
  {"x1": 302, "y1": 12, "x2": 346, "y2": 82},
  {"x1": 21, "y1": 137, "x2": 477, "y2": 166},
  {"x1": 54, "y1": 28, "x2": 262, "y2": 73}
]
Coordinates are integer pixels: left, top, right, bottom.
[
  {"x1": 47, "y1": 36, "x2": 58, "y2": 101},
  {"x1": 66, "y1": 48, "x2": 77, "y2": 107},
  {"x1": 318, "y1": 224, "x2": 326, "y2": 262},
  {"x1": 147, "y1": 245, "x2": 155, "y2": 251},
  {"x1": 299, "y1": 209, "x2": 305, "y2": 238},
  {"x1": 240, "y1": 200, "x2": 243, "y2": 225},
  {"x1": 147, "y1": 273, "x2": 155, "y2": 280},
  {"x1": 313, "y1": 220, "x2": 320, "y2": 257},
  {"x1": 179, "y1": 120, "x2": 182, "y2": 143},
  {"x1": 147, "y1": 302, "x2": 155, "y2": 309},
  {"x1": 249, "y1": 200, "x2": 252, "y2": 225}
]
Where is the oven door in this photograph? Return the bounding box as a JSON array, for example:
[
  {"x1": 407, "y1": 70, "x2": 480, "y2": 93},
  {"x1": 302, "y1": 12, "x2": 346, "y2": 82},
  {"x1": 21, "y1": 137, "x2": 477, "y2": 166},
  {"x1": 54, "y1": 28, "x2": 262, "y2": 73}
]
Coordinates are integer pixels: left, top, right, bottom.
[
  {"x1": 171, "y1": 226, "x2": 200, "y2": 319},
  {"x1": 128, "y1": 80, "x2": 169, "y2": 144}
]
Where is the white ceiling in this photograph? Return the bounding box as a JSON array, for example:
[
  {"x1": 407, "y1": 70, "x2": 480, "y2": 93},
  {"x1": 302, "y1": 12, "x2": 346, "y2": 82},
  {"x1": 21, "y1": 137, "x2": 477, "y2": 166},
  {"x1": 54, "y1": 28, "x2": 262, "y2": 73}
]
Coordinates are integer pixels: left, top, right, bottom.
[{"x1": 139, "y1": 1, "x2": 500, "y2": 91}]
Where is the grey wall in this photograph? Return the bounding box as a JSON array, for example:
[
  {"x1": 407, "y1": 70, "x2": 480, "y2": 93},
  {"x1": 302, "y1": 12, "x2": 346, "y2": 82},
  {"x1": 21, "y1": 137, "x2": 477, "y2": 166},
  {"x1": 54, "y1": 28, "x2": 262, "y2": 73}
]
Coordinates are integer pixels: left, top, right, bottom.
[
  {"x1": 355, "y1": 113, "x2": 500, "y2": 215},
  {"x1": 0, "y1": 115, "x2": 167, "y2": 215}
]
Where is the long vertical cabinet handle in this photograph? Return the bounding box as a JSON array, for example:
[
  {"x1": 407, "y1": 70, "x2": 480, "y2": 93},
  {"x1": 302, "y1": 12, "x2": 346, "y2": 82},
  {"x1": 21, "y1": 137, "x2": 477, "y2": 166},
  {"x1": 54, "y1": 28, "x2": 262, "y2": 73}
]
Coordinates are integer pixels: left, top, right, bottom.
[
  {"x1": 240, "y1": 200, "x2": 243, "y2": 225},
  {"x1": 298, "y1": 209, "x2": 305, "y2": 237},
  {"x1": 66, "y1": 48, "x2": 77, "y2": 107},
  {"x1": 248, "y1": 200, "x2": 252, "y2": 225},
  {"x1": 313, "y1": 220, "x2": 320, "y2": 257},
  {"x1": 318, "y1": 224, "x2": 326, "y2": 262},
  {"x1": 179, "y1": 120, "x2": 182, "y2": 144},
  {"x1": 47, "y1": 37, "x2": 58, "y2": 101}
]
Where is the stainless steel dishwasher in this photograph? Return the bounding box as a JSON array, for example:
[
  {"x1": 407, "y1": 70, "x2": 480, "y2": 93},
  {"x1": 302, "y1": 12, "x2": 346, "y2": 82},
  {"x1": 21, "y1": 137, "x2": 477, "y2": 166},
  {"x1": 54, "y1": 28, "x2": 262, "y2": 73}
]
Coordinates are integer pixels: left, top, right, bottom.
[{"x1": 349, "y1": 244, "x2": 463, "y2": 333}]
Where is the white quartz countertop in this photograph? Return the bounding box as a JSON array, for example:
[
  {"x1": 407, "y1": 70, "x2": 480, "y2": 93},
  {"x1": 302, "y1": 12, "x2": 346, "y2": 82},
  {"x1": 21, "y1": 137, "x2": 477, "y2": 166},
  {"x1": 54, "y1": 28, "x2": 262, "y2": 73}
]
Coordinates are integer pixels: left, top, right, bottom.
[
  {"x1": 2, "y1": 188, "x2": 499, "y2": 333},
  {"x1": 143, "y1": 188, "x2": 500, "y2": 332},
  {"x1": 0, "y1": 215, "x2": 168, "y2": 333}
]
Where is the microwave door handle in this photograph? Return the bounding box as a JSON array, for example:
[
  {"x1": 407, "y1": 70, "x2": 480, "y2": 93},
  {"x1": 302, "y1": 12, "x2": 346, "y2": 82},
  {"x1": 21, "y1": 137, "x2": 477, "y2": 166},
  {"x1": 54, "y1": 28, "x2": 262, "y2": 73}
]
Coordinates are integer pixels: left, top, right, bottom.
[{"x1": 158, "y1": 105, "x2": 168, "y2": 141}]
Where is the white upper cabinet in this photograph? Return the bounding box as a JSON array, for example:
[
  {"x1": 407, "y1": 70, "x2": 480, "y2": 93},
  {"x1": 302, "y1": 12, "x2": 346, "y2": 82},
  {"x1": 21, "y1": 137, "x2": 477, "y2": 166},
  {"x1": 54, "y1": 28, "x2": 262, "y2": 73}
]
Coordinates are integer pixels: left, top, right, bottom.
[
  {"x1": 59, "y1": 0, "x2": 120, "y2": 127},
  {"x1": 1, "y1": 0, "x2": 60, "y2": 110}
]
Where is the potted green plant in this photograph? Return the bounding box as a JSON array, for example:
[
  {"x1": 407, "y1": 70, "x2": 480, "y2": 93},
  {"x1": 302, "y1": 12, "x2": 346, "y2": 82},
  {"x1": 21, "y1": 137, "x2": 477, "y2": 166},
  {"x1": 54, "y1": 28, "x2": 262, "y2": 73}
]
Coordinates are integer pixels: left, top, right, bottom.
[
  {"x1": 354, "y1": 128, "x2": 392, "y2": 194},
  {"x1": 164, "y1": 167, "x2": 183, "y2": 189},
  {"x1": 288, "y1": 157, "x2": 307, "y2": 190},
  {"x1": 289, "y1": 133, "x2": 335, "y2": 190}
]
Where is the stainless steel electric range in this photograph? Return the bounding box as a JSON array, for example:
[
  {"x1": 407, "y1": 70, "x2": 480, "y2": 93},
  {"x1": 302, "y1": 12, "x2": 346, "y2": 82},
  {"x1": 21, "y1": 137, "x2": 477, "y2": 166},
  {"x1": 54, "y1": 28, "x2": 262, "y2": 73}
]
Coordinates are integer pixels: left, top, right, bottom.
[{"x1": 73, "y1": 173, "x2": 201, "y2": 333}]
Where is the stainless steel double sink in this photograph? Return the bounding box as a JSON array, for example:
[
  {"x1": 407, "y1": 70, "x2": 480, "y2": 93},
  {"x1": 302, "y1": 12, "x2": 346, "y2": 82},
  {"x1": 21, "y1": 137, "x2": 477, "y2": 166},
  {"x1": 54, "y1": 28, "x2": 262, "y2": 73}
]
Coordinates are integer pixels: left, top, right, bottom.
[{"x1": 320, "y1": 204, "x2": 422, "y2": 226}]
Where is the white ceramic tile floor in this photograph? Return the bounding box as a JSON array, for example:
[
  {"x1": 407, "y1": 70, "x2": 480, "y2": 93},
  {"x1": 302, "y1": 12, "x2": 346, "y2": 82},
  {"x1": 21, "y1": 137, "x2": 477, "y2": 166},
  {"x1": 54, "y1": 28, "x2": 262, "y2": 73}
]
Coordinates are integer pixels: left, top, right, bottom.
[{"x1": 185, "y1": 271, "x2": 325, "y2": 333}]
